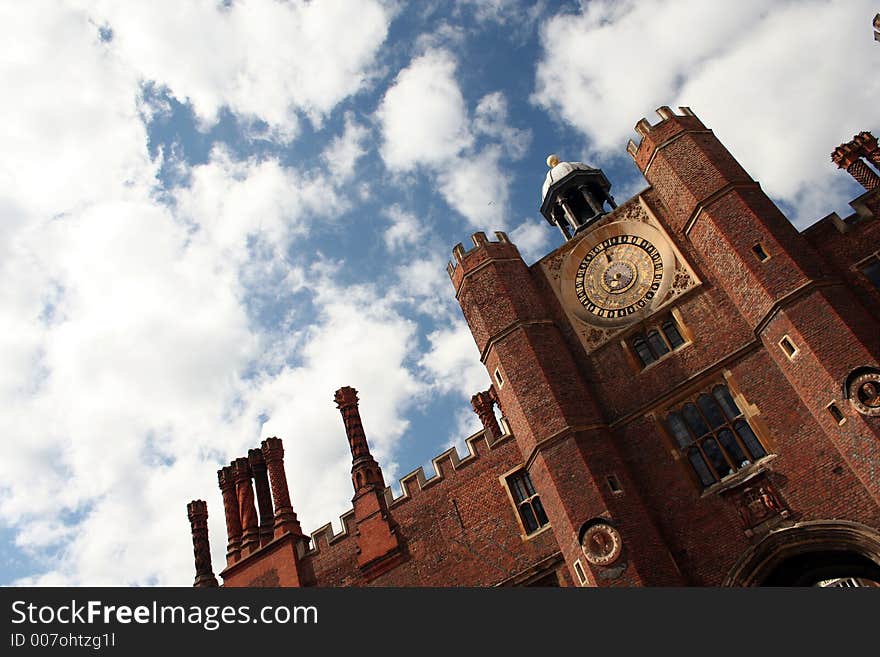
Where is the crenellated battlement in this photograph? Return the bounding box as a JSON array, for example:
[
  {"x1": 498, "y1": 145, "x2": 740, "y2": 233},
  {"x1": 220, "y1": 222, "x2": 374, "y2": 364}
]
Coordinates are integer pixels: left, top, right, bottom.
[
  {"x1": 304, "y1": 419, "x2": 513, "y2": 556},
  {"x1": 446, "y1": 231, "x2": 517, "y2": 278},
  {"x1": 196, "y1": 382, "x2": 512, "y2": 584},
  {"x1": 627, "y1": 106, "x2": 698, "y2": 152},
  {"x1": 627, "y1": 106, "x2": 709, "y2": 174}
]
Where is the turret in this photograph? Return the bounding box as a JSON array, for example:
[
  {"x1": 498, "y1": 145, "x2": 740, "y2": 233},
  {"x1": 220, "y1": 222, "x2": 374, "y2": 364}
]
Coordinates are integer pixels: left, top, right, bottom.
[
  {"x1": 449, "y1": 231, "x2": 683, "y2": 586},
  {"x1": 629, "y1": 105, "x2": 880, "y2": 504}
]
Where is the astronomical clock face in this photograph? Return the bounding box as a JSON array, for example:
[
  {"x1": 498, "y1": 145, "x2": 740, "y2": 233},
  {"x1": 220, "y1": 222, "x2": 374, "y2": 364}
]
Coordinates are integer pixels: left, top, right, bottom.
[{"x1": 561, "y1": 222, "x2": 673, "y2": 327}]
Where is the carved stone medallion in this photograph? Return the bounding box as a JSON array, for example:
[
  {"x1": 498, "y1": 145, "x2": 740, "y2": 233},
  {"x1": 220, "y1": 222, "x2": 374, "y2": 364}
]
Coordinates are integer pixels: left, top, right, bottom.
[
  {"x1": 848, "y1": 371, "x2": 880, "y2": 417},
  {"x1": 581, "y1": 523, "x2": 623, "y2": 566}
]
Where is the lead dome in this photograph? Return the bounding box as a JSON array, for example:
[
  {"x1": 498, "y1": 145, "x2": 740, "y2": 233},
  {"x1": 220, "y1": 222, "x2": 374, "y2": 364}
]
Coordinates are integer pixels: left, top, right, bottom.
[{"x1": 539, "y1": 155, "x2": 616, "y2": 240}]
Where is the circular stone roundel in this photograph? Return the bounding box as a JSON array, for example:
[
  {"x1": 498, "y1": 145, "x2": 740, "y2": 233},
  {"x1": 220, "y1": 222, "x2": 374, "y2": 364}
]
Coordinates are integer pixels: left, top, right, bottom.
[
  {"x1": 560, "y1": 221, "x2": 674, "y2": 328},
  {"x1": 848, "y1": 371, "x2": 880, "y2": 417},
  {"x1": 581, "y1": 523, "x2": 623, "y2": 566}
]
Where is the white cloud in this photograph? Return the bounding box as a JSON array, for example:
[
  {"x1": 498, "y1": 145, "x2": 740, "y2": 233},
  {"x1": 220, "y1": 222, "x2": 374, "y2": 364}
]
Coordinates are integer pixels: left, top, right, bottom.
[
  {"x1": 534, "y1": 0, "x2": 878, "y2": 226},
  {"x1": 456, "y1": 0, "x2": 519, "y2": 23},
  {"x1": 1, "y1": 182, "x2": 431, "y2": 584},
  {"x1": 0, "y1": 1, "x2": 435, "y2": 586},
  {"x1": 378, "y1": 49, "x2": 531, "y2": 231},
  {"x1": 383, "y1": 205, "x2": 422, "y2": 251},
  {"x1": 321, "y1": 112, "x2": 371, "y2": 181},
  {"x1": 0, "y1": 194, "x2": 261, "y2": 584},
  {"x1": 509, "y1": 218, "x2": 554, "y2": 264},
  {"x1": 378, "y1": 49, "x2": 474, "y2": 171},
  {"x1": 438, "y1": 145, "x2": 509, "y2": 229},
  {"x1": 474, "y1": 92, "x2": 531, "y2": 159},
  {"x1": 175, "y1": 146, "x2": 338, "y2": 262},
  {"x1": 80, "y1": 0, "x2": 393, "y2": 140},
  {"x1": 392, "y1": 253, "x2": 454, "y2": 319},
  {"x1": 382, "y1": 206, "x2": 463, "y2": 318},
  {"x1": 454, "y1": 0, "x2": 546, "y2": 31},
  {"x1": 0, "y1": 3, "x2": 155, "y2": 220},
  {"x1": 419, "y1": 318, "x2": 490, "y2": 399}
]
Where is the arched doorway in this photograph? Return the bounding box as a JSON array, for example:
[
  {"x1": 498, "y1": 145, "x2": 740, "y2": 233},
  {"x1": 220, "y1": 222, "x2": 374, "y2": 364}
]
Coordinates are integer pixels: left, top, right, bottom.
[{"x1": 724, "y1": 520, "x2": 880, "y2": 587}]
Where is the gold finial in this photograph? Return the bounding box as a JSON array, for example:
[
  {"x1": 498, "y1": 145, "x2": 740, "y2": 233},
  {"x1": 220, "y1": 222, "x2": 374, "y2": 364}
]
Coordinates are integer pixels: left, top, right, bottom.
[{"x1": 546, "y1": 154, "x2": 560, "y2": 168}]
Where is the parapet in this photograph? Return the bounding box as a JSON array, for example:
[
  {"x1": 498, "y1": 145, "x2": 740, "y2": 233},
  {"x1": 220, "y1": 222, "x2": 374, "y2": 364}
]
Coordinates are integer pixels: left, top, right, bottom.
[
  {"x1": 447, "y1": 231, "x2": 515, "y2": 275},
  {"x1": 306, "y1": 418, "x2": 513, "y2": 555},
  {"x1": 803, "y1": 185, "x2": 879, "y2": 237},
  {"x1": 447, "y1": 231, "x2": 522, "y2": 292},
  {"x1": 627, "y1": 106, "x2": 707, "y2": 172}
]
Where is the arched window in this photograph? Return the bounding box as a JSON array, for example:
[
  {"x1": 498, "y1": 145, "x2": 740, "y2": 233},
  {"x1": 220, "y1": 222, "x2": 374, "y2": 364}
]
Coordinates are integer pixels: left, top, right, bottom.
[
  {"x1": 664, "y1": 385, "x2": 767, "y2": 488},
  {"x1": 646, "y1": 330, "x2": 670, "y2": 358},
  {"x1": 662, "y1": 320, "x2": 685, "y2": 348},
  {"x1": 629, "y1": 313, "x2": 688, "y2": 368},
  {"x1": 633, "y1": 337, "x2": 655, "y2": 366},
  {"x1": 506, "y1": 470, "x2": 549, "y2": 534}
]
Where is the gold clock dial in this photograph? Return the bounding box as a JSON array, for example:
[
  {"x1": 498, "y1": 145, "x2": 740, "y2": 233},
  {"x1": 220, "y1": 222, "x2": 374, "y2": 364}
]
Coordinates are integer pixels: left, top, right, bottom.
[
  {"x1": 574, "y1": 235, "x2": 663, "y2": 320},
  {"x1": 559, "y1": 221, "x2": 673, "y2": 328}
]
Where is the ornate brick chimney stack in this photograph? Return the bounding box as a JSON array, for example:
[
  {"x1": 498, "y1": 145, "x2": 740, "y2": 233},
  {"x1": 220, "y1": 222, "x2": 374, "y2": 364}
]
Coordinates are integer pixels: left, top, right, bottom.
[
  {"x1": 335, "y1": 386, "x2": 388, "y2": 493},
  {"x1": 334, "y1": 386, "x2": 405, "y2": 577},
  {"x1": 217, "y1": 466, "x2": 242, "y2": 565},
  {"x1": 832, "y1": 131, "x2": 880, "y2": 191},
  {"x1": 186, "y1": 500, "x2": 218, "y2": 587},
  {"x1": 247, "y1": 448, "x2": 274, "y2": 546},
  {"x1": 260, "y1": 436, "x2": 305, "y2": 539},
  {"x1": 471, "y1": 386, "x2": 502, "y2": 441},
  {"x1": 232, "y1": 457, "x2": 260, "y2": 556},
  {"x1": 216, "y1": 439, "x2": 310, "y2": 587}
]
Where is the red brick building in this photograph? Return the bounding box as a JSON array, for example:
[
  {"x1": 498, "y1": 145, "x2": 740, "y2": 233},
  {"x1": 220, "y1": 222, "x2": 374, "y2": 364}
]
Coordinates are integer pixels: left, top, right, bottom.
[{"x1": 186, "y1": 107, "x2": 880, "y2": 587}]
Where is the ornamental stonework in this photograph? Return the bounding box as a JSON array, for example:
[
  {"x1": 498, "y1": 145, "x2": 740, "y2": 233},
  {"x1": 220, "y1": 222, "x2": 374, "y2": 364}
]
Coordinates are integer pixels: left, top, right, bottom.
[{"x1": 538, "y1": 194, "x2": 700, "y2": 353}]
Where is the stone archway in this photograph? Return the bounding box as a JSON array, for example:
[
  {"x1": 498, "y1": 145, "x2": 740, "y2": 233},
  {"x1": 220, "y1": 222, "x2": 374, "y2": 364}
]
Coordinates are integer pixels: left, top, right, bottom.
[{"x1": 723, "y1": 520, "x2": 880, "y2": 587}]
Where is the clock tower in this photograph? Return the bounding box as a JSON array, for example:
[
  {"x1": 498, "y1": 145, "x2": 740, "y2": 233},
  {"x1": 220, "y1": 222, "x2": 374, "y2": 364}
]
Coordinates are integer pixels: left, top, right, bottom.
[
  {"x1": 448, "y1": 106, "x2": 880, "y2": 588},
  {"x1": 449, "y1": 178, "x2": 686, "y2": 585}
]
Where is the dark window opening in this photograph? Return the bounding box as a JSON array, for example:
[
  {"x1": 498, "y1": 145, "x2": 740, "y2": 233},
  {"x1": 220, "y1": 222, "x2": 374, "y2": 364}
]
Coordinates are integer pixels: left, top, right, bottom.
[
  {"x1": 606, "y1": 474, "x2": 622, "y2": 493},
  {"x1": 827, "y1": 403, "x2": 845, "y2": 424},
  {"x1": 762, "y1": 551, "x2": 880, "y2": 587},
  {"x1": 646, "y1": 330, "x2": 670, "y2": 358},
  {"x1": 633, "y1": 337, "x2": 656, "y2": 366},
  {"x1": 752, "y1": 243, "x2": 770, "y2": 262},
  {"x1": 780, "y1": 336, "x2": 797, "y2": 359},
  {"x1": 861, "y1": 256, "x2": 880, "y2": 290},
  {"x1": 662, "y1": 320, "x2": 685, "y2": 348},
  {"x1": 665, "y1": 384, "x2": 767, "y2": 489},
  {"x1": 565, "y1": 189, "x2": 598, "y2": 227},
  {"x1": 525, "y1": 571, "x2": 561, "y2": 587},
  {"x1": 507, "y1": 470, "x2": 549, "y2": 534},
  {"x1": 630, "y1": 314, "x2": 687, "y2": 368}
]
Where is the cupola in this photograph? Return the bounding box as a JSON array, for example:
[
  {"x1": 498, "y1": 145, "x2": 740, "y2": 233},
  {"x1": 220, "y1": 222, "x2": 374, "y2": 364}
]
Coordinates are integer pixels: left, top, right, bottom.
[{"x1": 540, "y1": 155, "x2": 616, "y2": 239}]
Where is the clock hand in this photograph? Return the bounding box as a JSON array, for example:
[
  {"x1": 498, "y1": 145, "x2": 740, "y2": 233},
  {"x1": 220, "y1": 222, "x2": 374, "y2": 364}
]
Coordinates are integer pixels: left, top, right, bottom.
[{"x1": 605, "y1": 250, "x2": 613, "y2": 263}]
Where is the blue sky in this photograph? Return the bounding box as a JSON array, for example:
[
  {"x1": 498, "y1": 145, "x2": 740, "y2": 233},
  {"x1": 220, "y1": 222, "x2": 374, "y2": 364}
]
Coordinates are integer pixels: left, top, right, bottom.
[{"x1": 0, "y1": 1, "x2": 876, "y2": 585}]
